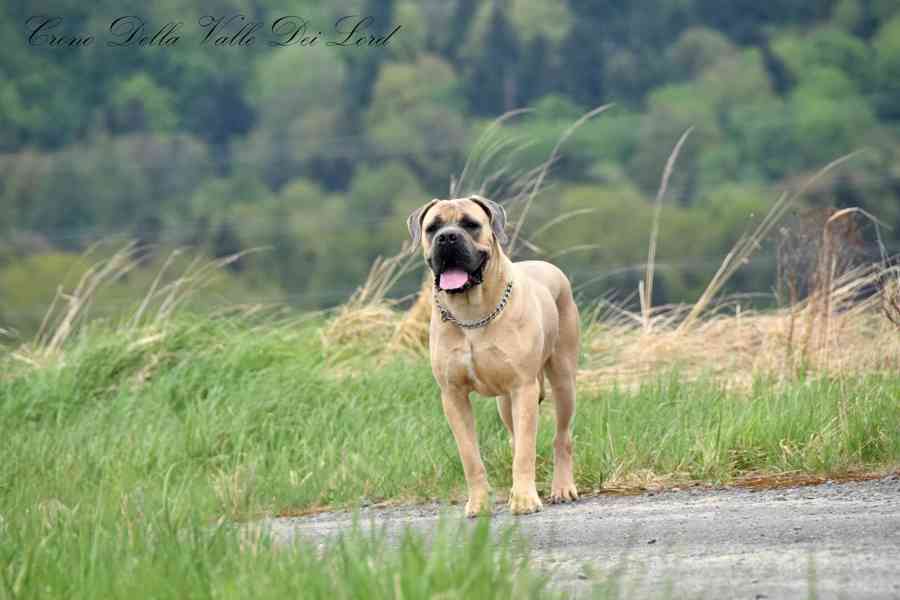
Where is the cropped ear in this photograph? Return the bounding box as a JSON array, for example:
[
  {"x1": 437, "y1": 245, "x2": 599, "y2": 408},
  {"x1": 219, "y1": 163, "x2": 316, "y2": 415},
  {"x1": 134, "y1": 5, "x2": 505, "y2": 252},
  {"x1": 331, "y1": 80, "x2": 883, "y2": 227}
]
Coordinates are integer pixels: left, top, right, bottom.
[
  {"x1": 470, "y1": 195, "x2": 508, "y2": 245},
  {"x1": 406, "y1": 199, "x2": 439, "y2": 248}
]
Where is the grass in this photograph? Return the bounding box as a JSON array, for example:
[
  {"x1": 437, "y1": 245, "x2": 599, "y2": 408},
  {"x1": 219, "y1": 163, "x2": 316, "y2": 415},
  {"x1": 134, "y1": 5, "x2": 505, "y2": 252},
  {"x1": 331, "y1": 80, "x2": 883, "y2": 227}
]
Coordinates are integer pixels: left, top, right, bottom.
[
  {"x1": 4, "y1": 316, "x2": 898, "y2": 516},
  {"x1": 1, "y1": 314, "x2": 898, "y2": 597},
  {"x1": 1, "y1": 316, "x2": 562, "y2": 599},
  {"x1": 0, "y1": 500, "x2": 554, "y2": 600}
]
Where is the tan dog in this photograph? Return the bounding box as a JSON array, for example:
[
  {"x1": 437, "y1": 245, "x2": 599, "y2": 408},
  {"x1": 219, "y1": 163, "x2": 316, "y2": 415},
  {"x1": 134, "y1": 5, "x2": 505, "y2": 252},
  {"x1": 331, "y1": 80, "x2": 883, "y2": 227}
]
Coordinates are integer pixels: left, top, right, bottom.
[{"x1": 407, "y1": 195, "x2": 579, "y2": 516}]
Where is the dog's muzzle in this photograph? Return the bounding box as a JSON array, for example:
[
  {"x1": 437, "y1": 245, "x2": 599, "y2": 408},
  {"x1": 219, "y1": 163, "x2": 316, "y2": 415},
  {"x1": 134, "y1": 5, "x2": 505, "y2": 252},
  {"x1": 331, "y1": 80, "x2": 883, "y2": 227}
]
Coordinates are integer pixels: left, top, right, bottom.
[{"x1": 429, "y1": 228, "x2": 488, "y2": 294}]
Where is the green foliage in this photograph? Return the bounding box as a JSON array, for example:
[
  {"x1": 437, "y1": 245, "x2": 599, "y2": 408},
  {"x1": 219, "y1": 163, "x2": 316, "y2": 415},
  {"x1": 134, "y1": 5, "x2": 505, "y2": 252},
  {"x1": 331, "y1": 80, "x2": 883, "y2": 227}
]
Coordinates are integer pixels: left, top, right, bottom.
[
  {"x1": 366, "y1": 55, "x2": 468, "y2": 187},
  {"x1": 773, "y1": 27, "x2": 873, "y2": 89},
  {"x1": 0, "y1": 134, "x2": 213, "y2": 244},
  {"x1": 110, "y1": 73, "x2": 179, "y2": 133},
  {"x1": 489, "y1": 104, "x2": 642, "y2": 183},
  {"x1": 525, "y1": 183, "x2": 734, "y2": 302},
  {"x1": 389, "y1": 1, "x2": 428, "y2": 60},
  {"x1": 508, "y1": 0, "x2": 571, "y2": 43},
  {"x1": 667, "y1": 27, "x2": 739, "y2": 80},
  {"x1": 832, "y1": 0, "x2": 865, "y2": 32},
  {"x1": 3, "y1": 1, "x2": 900, "y2": 333},
  {"x1": 873, "y1": 16, "x2": 900, "y2": 118},
  {"x1": 463, "y1": 3, "x2": 522, "y2": 115},
  {"x1": 237, "y1": 45, "x2": 348, "y2": 189},
  {"x1": 787, "y1": 66, "x2": 877, "y2": 165}
]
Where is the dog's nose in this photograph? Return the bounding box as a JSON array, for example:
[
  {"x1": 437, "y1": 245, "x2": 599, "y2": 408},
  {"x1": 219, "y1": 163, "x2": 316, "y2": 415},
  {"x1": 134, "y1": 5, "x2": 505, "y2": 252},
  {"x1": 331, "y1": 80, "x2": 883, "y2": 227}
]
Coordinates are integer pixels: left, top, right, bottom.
[{"x1": 436, "y1": 231, "x2": 458, "y2": 245}]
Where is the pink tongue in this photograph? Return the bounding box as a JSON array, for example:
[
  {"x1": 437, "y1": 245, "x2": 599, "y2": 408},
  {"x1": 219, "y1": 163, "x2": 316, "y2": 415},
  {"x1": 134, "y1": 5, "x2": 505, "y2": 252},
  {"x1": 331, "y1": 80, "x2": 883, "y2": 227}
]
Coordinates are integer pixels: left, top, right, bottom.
[{"x1": 439, "y1": 269, "x2": 469, "y2": 290}]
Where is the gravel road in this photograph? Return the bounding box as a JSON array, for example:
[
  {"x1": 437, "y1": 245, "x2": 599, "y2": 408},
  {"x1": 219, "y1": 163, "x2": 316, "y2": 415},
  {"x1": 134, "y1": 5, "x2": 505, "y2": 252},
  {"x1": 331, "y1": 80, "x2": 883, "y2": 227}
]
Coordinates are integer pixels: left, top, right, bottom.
[{"x1": 264, "y1": 475, "x2": 900, "y2": 599}]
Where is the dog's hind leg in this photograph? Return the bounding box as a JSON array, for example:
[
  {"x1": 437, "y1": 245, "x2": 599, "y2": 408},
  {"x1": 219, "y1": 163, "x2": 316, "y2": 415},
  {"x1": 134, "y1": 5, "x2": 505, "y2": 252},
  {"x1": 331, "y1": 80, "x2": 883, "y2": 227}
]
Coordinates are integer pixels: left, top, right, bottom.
[
  {"x1": 546, "y1": 295, "x2": 579, "y2": 503},
  {"x1": 546, "y1": 366, "x2": 578, "y2": 503}
]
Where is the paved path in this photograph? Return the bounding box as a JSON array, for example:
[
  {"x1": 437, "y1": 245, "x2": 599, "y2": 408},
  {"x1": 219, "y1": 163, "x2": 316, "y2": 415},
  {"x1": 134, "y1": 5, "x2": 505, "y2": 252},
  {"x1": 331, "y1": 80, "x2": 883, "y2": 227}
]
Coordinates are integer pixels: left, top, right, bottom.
[{"x1": 264, "y1": 475, "x2": 900, "y2": 598}]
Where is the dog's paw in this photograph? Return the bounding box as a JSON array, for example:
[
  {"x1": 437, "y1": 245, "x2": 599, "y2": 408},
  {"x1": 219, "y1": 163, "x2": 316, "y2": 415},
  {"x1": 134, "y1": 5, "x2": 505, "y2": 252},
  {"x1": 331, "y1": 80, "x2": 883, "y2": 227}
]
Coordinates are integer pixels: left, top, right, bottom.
[
  {"x1": 464, "y1": 489, "x2": 492, "y2": 518},
  {"x1": 508, "y1": 487, "x2": 543, "y2": 515},
  {"x1": 549, "y1": 481, "x2": 579, "y2": 504}
]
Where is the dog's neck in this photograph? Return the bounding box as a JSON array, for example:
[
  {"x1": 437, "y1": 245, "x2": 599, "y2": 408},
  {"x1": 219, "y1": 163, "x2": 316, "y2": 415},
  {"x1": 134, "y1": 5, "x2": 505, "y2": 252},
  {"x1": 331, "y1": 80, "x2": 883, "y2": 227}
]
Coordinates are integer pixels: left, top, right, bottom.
[{"x1": 436, "y1": 247, "x2": 514, "y2": 323}]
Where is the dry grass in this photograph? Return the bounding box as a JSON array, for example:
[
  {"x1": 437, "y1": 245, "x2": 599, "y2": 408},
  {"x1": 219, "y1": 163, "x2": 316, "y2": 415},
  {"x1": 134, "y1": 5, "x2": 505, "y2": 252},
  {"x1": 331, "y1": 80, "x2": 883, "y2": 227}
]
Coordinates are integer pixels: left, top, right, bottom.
[
  {"x1": 731, "y1": 469, "x2": 894, "y2": 491},
  {"x1": 320, "y1": 247, "x2": 429, "y2": 362},
  {"x1": 882, "y1": 259, "x2": 900, "y2": 328},
  {"x1": 325, "y1": 258, "x2": 898, "y2": 390},
  {"x1": 11, "y1": 243, "x2": 262, "y2": 369},
  {"x1": 578, "y1": 263, "x2": 899, "y2": 390},
  {"x1": 321, "y1": 115, "x2": 899, "y2": 389},
  {"x1": 640, "y1": 127, "x2": 693, "y2": 331}
]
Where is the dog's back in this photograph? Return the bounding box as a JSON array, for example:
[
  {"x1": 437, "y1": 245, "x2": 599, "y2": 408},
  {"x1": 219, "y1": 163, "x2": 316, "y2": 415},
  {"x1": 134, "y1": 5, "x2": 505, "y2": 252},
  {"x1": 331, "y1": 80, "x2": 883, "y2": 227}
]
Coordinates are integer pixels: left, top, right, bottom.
[{"x1": 514, "y1": 260, "x2": 577, "y2": 310}]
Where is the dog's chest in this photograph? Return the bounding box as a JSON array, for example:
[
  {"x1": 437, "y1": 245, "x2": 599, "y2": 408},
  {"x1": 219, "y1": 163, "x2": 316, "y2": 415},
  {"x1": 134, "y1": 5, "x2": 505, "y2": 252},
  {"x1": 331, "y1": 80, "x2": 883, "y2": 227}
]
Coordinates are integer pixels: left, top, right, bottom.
[
  {"x1": 437, "y1": 337, "x2": 527, "y2": 396},
  {"x1": 459, "y1": 345, "x2": 481, "y2": 387}
]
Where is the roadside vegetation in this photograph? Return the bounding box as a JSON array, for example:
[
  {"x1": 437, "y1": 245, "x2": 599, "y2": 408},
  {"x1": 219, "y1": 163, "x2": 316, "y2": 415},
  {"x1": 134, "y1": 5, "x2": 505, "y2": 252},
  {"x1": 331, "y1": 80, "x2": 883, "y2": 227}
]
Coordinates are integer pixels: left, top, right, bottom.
[{"x1": 1, "y1": 294, "x2": 898, "y2": 597}]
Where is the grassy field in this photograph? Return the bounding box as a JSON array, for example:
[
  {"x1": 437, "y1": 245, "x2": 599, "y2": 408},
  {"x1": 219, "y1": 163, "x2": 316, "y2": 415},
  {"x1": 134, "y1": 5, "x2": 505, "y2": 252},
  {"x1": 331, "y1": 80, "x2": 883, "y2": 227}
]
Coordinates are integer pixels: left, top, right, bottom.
[{"x1": 1, "y1": 314, "x2": 898, "y2": 598}]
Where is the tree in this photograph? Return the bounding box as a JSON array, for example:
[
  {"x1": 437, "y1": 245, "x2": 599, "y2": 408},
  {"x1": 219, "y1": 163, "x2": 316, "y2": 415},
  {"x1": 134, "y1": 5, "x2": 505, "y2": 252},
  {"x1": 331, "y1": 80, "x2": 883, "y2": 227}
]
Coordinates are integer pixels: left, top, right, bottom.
[
  {"x1": 788, "y1": 68, "x2": 877, "y2": 165},
  {"x1": 463, "y1": 3, "x2": 521, "y2": 115},
  {"x1": 873, "y1": 16, "x2": 900, "y2": 119},
  {"x1": 695, "y1": 0, "x2": 831, "y2": 44},
  {"x1": 418, "y1": 0, "x2": 478, "y2": 64},
  {"x1": 558, "y1": 18, "x2": 604, "y2": 108},
  {"x1": 667, "y1": 28, "x2": 739, "y2": 81},
  {"x1": 108, "y1": 74, "x2": 178, "y2": 133},
  {"x1": 517, "y1": 35, "x2": 553, "y2": 106},
  {"x1": 236, "y1": 45, "x2": 349, "y2": 190},
  {"x1": 342, "y1": 0, "x2": 396, "y2": 124},
  {"x1": 366, "y1": 55, "x2": 468, "y2": 189},
  {"x1": 772, "y1": 28, "x2": 873, "y2": 91}
]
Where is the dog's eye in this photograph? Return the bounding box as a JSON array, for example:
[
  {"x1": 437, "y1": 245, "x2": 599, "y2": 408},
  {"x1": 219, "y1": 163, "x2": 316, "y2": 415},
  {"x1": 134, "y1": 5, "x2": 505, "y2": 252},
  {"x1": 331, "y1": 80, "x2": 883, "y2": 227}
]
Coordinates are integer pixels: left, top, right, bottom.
[
  {"x1": 459, "y1": 219, "x2": 481, "y2": 231},
  {"x1": 425, "y1": 223, "x2": 441, "y2": 236}
]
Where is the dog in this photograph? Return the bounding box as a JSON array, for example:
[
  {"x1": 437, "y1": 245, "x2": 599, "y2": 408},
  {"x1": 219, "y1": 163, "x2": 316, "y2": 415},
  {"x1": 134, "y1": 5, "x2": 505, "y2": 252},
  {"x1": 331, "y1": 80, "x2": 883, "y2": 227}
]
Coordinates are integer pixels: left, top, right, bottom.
[{"x1": 407, "y1": 195, "x2": 579, "y2": 516}]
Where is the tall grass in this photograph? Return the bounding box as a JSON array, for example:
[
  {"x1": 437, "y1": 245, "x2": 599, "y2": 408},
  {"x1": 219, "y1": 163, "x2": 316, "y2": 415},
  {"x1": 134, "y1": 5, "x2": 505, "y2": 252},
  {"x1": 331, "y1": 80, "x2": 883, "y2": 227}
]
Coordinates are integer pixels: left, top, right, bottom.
[
  {"x1": 2, "y1": 317, "x2": 897, "y2": 517},
  {"x1": 1, "y1": 312, "x2": 897, "y2": 596},
  {"x1": 0, "y1": 316, "x2": 562, "y2": 599}
]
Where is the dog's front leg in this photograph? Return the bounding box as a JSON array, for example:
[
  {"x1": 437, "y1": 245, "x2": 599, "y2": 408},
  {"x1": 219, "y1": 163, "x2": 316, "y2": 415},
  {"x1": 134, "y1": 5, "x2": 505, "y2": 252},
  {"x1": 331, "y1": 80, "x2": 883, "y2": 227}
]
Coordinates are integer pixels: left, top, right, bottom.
[
  {"x1": 441, "y1": 387, "x2": 491, "y2": 517},
  {"x1": 508, "y1": 380, "x2": 543, "y2": 515}
]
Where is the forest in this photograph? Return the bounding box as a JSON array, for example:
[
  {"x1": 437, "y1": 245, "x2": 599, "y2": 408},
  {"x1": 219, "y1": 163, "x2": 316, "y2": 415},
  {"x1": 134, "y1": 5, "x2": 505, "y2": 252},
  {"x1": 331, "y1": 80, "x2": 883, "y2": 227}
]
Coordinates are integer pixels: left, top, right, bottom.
[{"x1": 2, "y1": 0, "x2": 900, "y2": 335}]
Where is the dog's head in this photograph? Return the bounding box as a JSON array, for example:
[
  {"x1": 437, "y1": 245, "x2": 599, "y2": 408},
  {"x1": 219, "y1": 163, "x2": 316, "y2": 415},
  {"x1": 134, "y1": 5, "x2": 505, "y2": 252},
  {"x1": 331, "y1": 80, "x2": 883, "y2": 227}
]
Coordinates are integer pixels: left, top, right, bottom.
[{"x1": 407, "y1": 196, "x2": 507, "y2": 293}]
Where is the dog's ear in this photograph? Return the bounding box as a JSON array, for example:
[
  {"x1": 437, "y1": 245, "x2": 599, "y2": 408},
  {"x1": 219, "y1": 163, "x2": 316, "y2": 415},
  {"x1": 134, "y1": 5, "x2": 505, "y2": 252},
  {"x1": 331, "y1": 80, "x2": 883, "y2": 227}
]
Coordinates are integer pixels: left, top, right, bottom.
[
  {"x1": 406, "y1": 199, "x2": 439, "y2": 248},
  {"x1": 470, "y1": 195, "x2": 508, "y2": 245}
]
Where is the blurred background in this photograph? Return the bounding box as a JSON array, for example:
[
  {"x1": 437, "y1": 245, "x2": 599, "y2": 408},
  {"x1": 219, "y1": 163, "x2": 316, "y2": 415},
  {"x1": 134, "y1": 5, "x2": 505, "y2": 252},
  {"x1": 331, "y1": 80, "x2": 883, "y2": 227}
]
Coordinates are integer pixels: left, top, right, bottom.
[{"x1": 2, "y1": 0, "x2": 900, "y2": 338}]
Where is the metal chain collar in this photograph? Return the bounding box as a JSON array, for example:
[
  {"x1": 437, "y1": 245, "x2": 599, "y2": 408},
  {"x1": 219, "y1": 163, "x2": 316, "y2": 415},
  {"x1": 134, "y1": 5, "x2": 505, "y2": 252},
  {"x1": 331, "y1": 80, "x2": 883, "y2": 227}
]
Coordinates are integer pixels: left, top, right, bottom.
[{"x1": 433, "y1": 280, "x2": 513, "y2": 329}]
